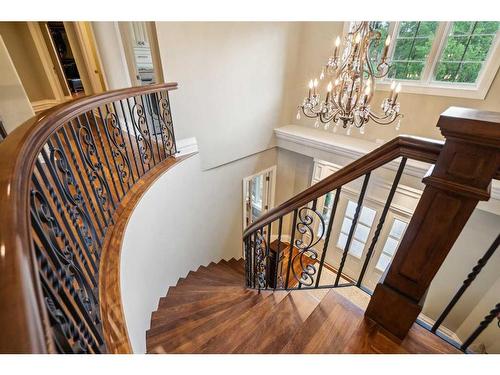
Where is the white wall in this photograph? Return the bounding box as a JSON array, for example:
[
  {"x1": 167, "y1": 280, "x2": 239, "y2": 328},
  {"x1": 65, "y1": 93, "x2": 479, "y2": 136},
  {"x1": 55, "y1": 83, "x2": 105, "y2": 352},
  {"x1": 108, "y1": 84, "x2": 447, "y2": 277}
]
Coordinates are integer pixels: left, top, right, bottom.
[
  {"x1": 120, "y1": 149, "x2": 277, "y2": 353},
  {"x1": 0, "y1": 36, "x2": 34, "y2": 133},
  {"x1": 155, "y1": 22, "x2": 301, "y2": 170}
]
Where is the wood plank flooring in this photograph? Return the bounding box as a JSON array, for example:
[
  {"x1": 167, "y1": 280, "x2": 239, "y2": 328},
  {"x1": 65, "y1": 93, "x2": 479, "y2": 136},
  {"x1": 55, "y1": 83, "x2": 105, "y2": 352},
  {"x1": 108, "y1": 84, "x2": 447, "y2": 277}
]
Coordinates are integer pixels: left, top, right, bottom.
[{"x1": 146, "y1": 259, "x2": 461, "y2": 354}]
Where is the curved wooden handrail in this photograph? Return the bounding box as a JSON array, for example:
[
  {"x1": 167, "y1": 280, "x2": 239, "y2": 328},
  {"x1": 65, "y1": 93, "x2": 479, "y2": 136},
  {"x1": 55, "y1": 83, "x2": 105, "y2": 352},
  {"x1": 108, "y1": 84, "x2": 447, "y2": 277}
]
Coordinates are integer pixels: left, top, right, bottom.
[
  {"x1": 0, "y1": 83, "x2": 178, "y2": 353},
  {"x1": 243, "y1": 135, "x2": 444, "y2": 238}
]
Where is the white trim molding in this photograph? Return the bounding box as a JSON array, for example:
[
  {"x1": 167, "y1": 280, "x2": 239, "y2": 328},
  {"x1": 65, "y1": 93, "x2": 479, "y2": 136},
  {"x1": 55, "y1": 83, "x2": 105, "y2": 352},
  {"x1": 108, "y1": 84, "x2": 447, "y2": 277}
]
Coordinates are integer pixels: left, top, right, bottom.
[
  {"x1": 275, "y1": 124, "x2": 500, "y2": 215},
  {"x1": 175, "y1": 137, "x2": 198, "y2": 156}
]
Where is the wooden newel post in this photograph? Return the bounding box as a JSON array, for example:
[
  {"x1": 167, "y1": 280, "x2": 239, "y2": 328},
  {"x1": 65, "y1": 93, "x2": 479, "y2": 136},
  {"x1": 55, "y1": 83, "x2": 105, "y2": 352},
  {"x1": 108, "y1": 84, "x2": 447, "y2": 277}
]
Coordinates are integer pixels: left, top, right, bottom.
[{"x1": 365, "y1": 107, "x2": 500, "y2": 339}]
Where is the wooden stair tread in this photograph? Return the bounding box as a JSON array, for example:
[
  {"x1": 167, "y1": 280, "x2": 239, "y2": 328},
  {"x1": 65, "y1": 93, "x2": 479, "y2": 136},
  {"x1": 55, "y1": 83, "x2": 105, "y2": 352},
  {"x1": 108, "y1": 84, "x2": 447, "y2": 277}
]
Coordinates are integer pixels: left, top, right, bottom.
[
  {"x1": 198, "y1": 290, "x2": 290, "y2": 353},
  {"x1": 147, "y1": 259, "x2": 460, "y2": 354},
  {"x1": 232, "y1": 291, "x2": 321, "y2": 353}
]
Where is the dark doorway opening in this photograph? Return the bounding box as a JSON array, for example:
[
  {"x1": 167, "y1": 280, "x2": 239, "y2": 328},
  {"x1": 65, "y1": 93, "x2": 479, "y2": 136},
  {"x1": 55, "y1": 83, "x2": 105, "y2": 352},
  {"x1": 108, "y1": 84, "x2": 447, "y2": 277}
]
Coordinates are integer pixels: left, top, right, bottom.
[{"x1": 46, "y1": 22, "x2": 85, "y2": 96}]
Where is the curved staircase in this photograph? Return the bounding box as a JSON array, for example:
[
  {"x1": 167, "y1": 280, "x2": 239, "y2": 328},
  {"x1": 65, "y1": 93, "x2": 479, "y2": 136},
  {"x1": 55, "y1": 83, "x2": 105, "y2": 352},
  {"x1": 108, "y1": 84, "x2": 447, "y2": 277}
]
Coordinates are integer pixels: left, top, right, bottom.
[{"x1": 146, "y1": 258, "x2": 459, "y2": 354}]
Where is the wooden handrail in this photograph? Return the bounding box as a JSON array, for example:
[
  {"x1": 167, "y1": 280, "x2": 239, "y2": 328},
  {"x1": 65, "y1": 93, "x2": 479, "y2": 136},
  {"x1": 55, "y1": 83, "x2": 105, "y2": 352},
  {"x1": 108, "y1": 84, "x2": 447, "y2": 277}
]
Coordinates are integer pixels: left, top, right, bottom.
[
  {"x1": 243, "y1": 135, "x2": 443, "y2": 238},
  {"x1": 0, "y1": 83, "x2": 178, "y2": 353}
]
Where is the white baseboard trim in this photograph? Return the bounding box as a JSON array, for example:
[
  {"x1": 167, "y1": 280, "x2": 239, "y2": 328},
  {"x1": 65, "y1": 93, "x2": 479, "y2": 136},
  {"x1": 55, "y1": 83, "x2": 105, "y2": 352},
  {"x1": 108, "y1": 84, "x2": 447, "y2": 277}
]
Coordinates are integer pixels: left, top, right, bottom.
[{"x1": 31, "y1": 99, "x2": 61, "y2": 113}]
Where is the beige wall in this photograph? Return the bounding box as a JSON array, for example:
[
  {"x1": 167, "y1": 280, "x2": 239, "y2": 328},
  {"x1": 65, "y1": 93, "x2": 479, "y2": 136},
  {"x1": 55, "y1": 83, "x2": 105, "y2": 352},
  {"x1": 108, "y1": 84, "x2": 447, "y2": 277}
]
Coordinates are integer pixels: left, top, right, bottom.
[
  {"x1": 155, "y1": 22, "x2": 301, "y2": 170},
  {"x1": 0, "y1": 36, "x2": 34, "y2": 133},
  {"x1": 92, "y1": 22, "x2": 132, "y2": 90},
  {"x1": 0, "y1": 22, "x2": 54, "y2": 103},
  {"x1": 289, "y1": 22, "x2": 500, "y2": 142}
]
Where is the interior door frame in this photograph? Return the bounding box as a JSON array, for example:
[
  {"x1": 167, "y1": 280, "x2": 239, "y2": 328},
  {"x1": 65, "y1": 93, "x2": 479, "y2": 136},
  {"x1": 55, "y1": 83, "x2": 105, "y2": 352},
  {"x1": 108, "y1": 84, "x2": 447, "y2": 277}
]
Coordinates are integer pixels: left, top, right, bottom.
[
  {"x1": 118, "y1": 22, "x2": 164, "y2": 86},
  {"x1": 242, "y1": 165, "x2": 277, "y2": 231}
]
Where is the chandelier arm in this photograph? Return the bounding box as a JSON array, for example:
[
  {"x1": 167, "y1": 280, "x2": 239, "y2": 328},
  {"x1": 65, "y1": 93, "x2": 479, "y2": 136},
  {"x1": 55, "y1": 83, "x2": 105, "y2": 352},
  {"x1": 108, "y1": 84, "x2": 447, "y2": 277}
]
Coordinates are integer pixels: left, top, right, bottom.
[{"x1": 367, "y1": 111, "x2": 403, "y2": 125}]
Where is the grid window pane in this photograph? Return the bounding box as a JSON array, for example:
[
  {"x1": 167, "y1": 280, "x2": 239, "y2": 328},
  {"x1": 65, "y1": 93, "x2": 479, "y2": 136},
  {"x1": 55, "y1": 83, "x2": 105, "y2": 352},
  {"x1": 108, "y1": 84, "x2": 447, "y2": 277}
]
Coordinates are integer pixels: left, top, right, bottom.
[
  {"x1": 337, "y1": 233, "x2": 348, "y2": 250},
  {"x1": 359, "y1": 206, "x2": 376, "y2": 226},
  {"x1": 346, "y1": 200, "x2": 357, "y2": 218},
  {"x1": 389, "y1": 21, "x2": 438, "y2": 81},
  {"x1": 341, "y1": 217, "x2": 353, "y2": 234},
  {"x1": 354, "y1": 223, "x2": 370, "y2": 243},
  {"x1": 390, "y1": 219, "x2": 407, "y2": 239},
  {"x1": 434, "y1": 21, "x2": 499, "y2": 84},
  {"x1": 369, "y1": 22, "x2": 390, "y2": 65},
  {"x1": 349, "y1": 239, "x2": 365, "y2": 258},
  {"x1": 376, "y1": 253, "x2": 392, "y2": 272},
  {"x1": 382, "y1": 237, "x2": 399, "y2": 256}
]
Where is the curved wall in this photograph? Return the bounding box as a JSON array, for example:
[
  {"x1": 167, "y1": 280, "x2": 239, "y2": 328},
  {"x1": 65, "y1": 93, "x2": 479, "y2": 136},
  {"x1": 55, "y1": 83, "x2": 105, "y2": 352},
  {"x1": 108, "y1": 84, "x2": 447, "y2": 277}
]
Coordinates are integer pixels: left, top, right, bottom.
[{"x1": 120, "y1": 149, "x2": 277, "y2": 353}]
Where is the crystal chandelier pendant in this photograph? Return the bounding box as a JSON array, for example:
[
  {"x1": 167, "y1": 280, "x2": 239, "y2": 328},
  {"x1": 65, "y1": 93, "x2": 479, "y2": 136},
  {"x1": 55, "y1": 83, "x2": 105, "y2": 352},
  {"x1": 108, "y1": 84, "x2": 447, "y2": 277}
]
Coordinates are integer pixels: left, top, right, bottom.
[
  {"x1": 296, "y1": 110, "x2": 301, "y2": 120},
  {"x1": 297, "y1": 21, "x2": 404, "y2": 136}
]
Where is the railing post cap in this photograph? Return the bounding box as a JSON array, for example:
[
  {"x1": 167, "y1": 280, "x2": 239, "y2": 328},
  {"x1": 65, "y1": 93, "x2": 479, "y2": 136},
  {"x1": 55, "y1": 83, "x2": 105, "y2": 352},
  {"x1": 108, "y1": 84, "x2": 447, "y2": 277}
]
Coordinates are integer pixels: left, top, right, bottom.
[{"x1": 437, "y1": 106, "x2": 500, "y2": 148}]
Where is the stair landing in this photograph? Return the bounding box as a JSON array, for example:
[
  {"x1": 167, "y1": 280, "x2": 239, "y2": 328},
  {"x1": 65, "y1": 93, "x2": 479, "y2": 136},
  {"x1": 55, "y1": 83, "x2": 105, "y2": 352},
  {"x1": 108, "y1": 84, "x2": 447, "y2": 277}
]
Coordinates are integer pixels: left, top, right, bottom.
[{"x1": 146, "y1": 259, "x2": 460, "y2": 354}]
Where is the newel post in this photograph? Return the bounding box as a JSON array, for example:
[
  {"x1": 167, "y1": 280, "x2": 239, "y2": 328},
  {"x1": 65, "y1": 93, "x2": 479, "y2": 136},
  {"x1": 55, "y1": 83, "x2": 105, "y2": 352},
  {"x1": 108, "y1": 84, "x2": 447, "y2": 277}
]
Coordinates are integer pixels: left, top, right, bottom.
[{"x1": 365, "y1": 107, "x2": 500, "y2": 339}]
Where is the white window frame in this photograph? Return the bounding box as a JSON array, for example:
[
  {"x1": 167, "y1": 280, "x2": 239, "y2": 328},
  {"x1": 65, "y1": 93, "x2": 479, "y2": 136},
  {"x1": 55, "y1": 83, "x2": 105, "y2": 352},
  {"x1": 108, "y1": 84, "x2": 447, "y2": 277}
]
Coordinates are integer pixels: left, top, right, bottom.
[
  {"x1": 343, "y1": 21, "x2": 500, "y2": 99},
  {"x1": 242, "y1": 165, "x2": 277, "y2": 230}
]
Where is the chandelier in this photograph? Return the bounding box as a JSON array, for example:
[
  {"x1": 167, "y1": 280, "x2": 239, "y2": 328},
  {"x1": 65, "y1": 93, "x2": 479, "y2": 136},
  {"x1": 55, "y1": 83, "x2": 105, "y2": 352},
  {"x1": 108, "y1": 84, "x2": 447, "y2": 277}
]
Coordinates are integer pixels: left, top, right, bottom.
[{"x1": 297, "y1": 22, "x2": 403, "y2": 135}]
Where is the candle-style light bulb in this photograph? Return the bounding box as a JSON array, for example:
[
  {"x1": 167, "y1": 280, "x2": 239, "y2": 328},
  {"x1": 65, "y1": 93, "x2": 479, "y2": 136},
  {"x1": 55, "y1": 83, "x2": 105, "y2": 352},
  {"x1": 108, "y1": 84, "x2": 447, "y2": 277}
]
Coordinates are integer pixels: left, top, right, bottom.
[
  {"x1": 334, "y1": 36, "x2": 341, "y2": 58},
  {"x1": 382, "y1": 34, "x2": 391, "y2": 60},
  {"x1": 394, "y1": 83, "x2": 402, "y2": 102},
  {"x1": 308, "y1": 79, "x2": 313, "y2": 98},
  {"x1": 389, "y1": 81, "x2": 396, "y2": 100},
  {"x1": 326, "y1": 81, "x2": 333, "y2": 102},
  {"x1": 363, "y1": 85, "x2": 371, "y2": 105}
]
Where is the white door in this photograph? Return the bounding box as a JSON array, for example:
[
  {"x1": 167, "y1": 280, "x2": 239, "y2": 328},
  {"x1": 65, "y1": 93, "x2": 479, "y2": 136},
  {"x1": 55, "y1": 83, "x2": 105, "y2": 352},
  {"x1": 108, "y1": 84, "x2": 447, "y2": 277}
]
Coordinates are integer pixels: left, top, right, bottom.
[
  {"x1": 310, "y1": 159, "x2": 414, "y2": 291},
  {"x1": 243, "y1": 166, "x2": 276, "y2": 229}
]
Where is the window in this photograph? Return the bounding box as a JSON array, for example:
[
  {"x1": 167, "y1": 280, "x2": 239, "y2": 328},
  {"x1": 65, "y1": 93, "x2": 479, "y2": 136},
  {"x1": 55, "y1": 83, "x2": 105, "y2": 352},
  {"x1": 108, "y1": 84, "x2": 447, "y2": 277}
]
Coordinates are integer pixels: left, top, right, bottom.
[
  {"x1": 388, "y1": 22, "x2": 439, "y2": 81},
  {"x1": 317, "y1": 191, "x2": 335, "y2": 237},
  {"x1": 337, "y1": 200, "x2": 376, "y2": 258},
  {"x1": 434, "y1": 22, "x2": 499, "y2": 84},
  {"x1": 361, "y1": 21, "x2": 500, "y2": 98},
  {"x1": 375, "y1": 218, "x2": 408, "y2": 272}
]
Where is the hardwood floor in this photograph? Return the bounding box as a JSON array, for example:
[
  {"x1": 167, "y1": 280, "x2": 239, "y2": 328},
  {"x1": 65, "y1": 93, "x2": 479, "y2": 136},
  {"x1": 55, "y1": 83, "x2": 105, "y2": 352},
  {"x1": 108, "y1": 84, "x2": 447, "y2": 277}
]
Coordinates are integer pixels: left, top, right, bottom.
[{"x1": 146, "y1": 259, "x2": 461, "y2": 354}]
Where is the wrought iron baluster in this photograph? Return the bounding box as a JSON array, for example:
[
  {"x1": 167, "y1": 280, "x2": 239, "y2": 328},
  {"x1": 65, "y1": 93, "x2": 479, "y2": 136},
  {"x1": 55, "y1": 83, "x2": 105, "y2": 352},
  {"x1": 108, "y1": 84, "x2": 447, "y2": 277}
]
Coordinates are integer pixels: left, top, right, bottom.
[
  {"x1": 335, "y1": 172, "x2": 371, "y2": 287},
  {"x1": 125, "y1": 97, "x2": 149, "y2": 176},
  {"x1": 30, "y1": 186, "x2": 104, "y2": 348},
  {"x1": 275, "y1": 216, "x2": 283, "y2": 289},
  {"x1": 67, "y1": 118, "x2": 114, "y2": 230},
  {"x1": 285, "y1": 209, "x2": 298, "y2": 289},
  {"x1": 316, "y1": 188, "x2": 341, "y2": 288},
  {"x1": 96, "y1": 106, "x2": 127, "y2": 198},
  {"x1": 135, "y1": 94, "x2": 157, "y2": 167},
  {"x1": 151, "y1": 91, "x2": 168, "y2": 160},
  {"x1": 85, "y1": 111, "x2": 118, "y2": 211},
  {"x1": 432, "y1": 233, "x2": 500, "y2": 333},
  {"x1": 143, "y1": 93, "x2": 163, "y2": 162},
  {"x1": 357, "y1": 157, "x2": 407, "y2": 287},
  {"x1": 157, "y1": 90, "x2": 177, "y2": 157},
  {"x1": 116, "y1": 100, "x2": 141, "y2": 181},
  {"x1": 265, "y1": 223, "x2": 272, "y2": 289},
  {"x1": 461, "y1": 302, "x2": 500, "y2": 352},
  {"x1": 40, "y1": 140, "x2": 102, "y2": 261},
  {"x1": 31, "y1": 172, "x2": 98, "y2": 286},
  {"x1": 106, "y1": 103, "x2": 136, "y2": 186},
  {"x1": 53, "y1": 130, "x2": 106, "y2": 240},
  {"x1": 292, "y1": 199, "x2": 324, "y2": 289}
]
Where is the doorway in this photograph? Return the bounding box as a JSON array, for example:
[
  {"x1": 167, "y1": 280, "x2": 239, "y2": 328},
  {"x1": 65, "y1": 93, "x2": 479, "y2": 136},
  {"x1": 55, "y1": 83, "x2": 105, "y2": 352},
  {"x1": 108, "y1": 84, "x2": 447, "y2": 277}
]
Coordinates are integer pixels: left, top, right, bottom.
[
  {"x1": 243, "y1": 166, "x2": 276, "y2": 229},
  {"x1": 119, "y1": 22, "x2": 164, "y2": 86},
  {"x1": 44, "y1": 22, "x2": 85, "y2": 97}
]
